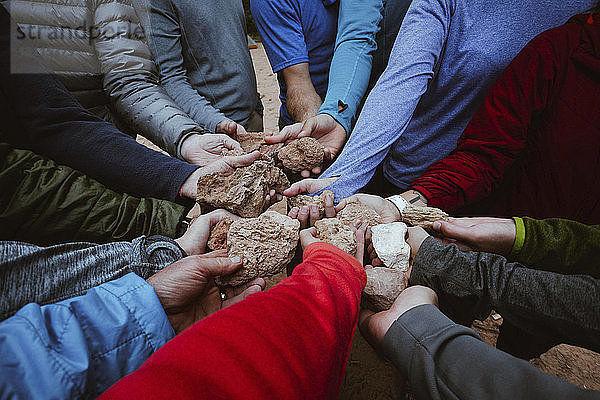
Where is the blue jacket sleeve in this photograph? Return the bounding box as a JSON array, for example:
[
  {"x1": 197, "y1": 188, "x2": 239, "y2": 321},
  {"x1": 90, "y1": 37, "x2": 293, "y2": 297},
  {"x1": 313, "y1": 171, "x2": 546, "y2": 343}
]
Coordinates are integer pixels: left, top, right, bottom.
[
  {"x1": 0, "y1": 9, "x2": 198, "y2": 203},
  {"x1": 383, "y1": 305, "x2": 598, "y2": 400},
  {"x1": 317, "y1": 0, "x2": 384, "y2": 134},
  {"x1": 0, "y1": 273, "x2": 174, "y2": 399},
  {"x1": 320, "y1": 0, "x2": 453, "y2": 199}
]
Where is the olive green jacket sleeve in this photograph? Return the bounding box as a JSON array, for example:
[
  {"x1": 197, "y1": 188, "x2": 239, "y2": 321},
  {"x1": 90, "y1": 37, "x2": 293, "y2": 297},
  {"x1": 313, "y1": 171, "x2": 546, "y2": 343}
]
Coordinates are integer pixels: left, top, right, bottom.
[
  {"x1": 0, "y1": 144, "x2": 186, "y2": 246},
  {"x1": 511, "y1": 217, "x2": 600, "y2": 278}
]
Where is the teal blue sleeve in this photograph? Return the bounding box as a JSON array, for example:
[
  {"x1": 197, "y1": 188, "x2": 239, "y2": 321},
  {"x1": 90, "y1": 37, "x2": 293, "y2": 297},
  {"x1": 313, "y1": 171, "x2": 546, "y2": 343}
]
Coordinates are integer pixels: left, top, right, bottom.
[
  {"x1": 0, "y1": 273, "x2": 174, "y2": 399},
  {"x1": 318, "y1": 0, "x2": 384, "y2": 134}
]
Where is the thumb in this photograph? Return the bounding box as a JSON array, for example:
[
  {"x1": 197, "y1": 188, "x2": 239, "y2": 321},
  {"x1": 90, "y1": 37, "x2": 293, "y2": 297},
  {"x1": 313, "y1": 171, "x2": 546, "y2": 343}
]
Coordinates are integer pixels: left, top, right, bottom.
[
  {"x1": 298, "y1": 118, "x2": 316, "y2": 139},
  {"x1": 223, "y1": 284, "x2": 263, "y2": 308},
  {"x1": 226, "y1": 150, "x2": 260, "y2": 168},
  {"x1": 432, "y1": 220, "x2": 470, "y2": 242},
  {"x1": 197, "y1": 256, "x2": 244, "y2": 278}
]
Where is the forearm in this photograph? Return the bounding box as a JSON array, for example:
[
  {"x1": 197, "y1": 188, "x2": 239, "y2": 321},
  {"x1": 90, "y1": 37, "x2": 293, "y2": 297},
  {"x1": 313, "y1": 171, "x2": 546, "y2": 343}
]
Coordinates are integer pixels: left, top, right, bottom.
[
  {"x1": 383, "y1": 305, "x2": 596, "y2": 400},
  {"x1": 0, "y1": 146, "x2": 187, "y2": 245},
  {"x1": 287, "y1": 84, "x2": 323, "y2": 122},
  {"x1": 0, "y1": 273, "x2": 174, "y2": 399},
  {"x1": 411, "y1": 238, "x2": 600, "y2": 353},
  {"x1": 513, "y1": 217, "x2": 600, "y2": 277},
  {"x1": 0, "y1": 236, "x2": 185, "y2": 321},
  {"x1": 102, "y1": 243, "x2": 366, "y2": 399},
  {"x1": 319, "y1": 0, "x2": 384, "y2": 133}
]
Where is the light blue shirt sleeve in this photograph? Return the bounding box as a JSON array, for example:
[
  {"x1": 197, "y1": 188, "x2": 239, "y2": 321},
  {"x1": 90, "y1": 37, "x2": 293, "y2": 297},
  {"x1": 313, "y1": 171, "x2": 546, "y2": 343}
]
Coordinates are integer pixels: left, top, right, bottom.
[
  {"x1": 321, "y1": 0, "x2": 453, "y2": 199},
  {"x1": 0, "y1": 273, "x2": 174, "y2": 399},
  {"x1": 317, "y1": 0, "x2": 384, "y2": 134}
]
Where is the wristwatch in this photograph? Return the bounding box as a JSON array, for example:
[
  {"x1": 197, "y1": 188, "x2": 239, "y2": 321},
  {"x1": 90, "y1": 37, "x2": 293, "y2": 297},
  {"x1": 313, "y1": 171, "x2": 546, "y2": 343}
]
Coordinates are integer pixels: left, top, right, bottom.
[
  {"x1": 175, "y1": 217, "x2": 192, "y2": 237},
  {"x1": 386, "y1": 195, "x2": 409, "y2": 217}
]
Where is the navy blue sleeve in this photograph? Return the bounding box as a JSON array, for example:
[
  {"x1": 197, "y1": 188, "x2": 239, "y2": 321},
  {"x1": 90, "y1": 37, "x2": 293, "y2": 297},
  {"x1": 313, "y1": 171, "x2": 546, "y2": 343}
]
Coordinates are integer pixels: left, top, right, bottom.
[
  {"x1": 250, "y1": 0, "x2": 309, "y2": 72},
  {"x1": 0, "y1": 9, "x2": 198, "y2": 202}
]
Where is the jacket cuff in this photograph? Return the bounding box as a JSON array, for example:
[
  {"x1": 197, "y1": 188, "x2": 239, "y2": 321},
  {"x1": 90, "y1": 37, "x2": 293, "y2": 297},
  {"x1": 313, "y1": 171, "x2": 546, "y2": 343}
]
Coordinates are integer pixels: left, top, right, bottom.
[
  {"x1": 381, "y1": 304, "x2": 454, "y2": 376},
  {"x1": 510, "y1": 217, "x2": 526, "y2": 258},
  {"x1": 207, "y1": 113, "x2": 228, "y2": 134},
  {"x1": 176, "y1": 129, "x2": 210, "y2": 160},
  {"x1": 129, "y1": 236, "x2": 187, "y2": 278}
]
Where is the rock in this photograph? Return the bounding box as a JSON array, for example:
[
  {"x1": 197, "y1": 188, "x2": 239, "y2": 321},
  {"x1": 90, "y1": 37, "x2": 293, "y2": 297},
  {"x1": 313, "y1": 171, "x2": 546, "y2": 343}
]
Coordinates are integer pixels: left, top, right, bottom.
[
  {"x1": 402, "y1": 205, "x2": 449, "y2": 230},
  {"x1": 314, "y1": 218, "x2": 357, "y2": 255},
  {"x1": 288, "y1": 190, "x2": 334, "y2": 219},
  {"x1": 216, "y1": 211, "x2": 300, "y2": 287},
  {"x1": 277, "y1": 137, "x2": 324, "y2": 172},
  {"x1": 267, "y1": 197, "x2": 288, "y2": 215},
  {"x1": 206, "y1": 217, "x2": 234, "y2": 251},
  {"x1": 196, "y1": 160, "x2": 290, "y2": 218},
  {"x1": 336, "y1": 201, "x2": 383, "y2": 227},
  {"x1": 371, "y1": 222, "x2": 411, "y2": 272},
  {"x1": 236, "y1": 132, "x2": 282, "y2": 157},
  {"x1": 362, "y1": 268, "x2": 407, "y2": 312}
]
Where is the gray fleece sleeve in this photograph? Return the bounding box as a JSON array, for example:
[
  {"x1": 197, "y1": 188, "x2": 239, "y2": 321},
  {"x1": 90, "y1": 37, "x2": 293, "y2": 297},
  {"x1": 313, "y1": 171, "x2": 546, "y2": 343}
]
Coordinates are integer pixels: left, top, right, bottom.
[
  {"x1": 410, "y1": 237, "x2": 600, "y2": 354},
  {"x1": 382, "y1": 304, "x2": 598, "y2": 400},
  {"x1": 0, "y1": 236, "x2": 185, "y2": 321}
]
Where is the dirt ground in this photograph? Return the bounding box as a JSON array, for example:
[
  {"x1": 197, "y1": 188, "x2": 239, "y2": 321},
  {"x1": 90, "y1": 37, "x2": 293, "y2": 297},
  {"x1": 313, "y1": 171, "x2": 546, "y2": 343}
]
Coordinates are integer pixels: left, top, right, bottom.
[
  {"x1": 248, "y1": 44, "x2": 600, "y2": 398},
  {"x1": 138, "y1": 44, "x2": 599, "y2": 399}
]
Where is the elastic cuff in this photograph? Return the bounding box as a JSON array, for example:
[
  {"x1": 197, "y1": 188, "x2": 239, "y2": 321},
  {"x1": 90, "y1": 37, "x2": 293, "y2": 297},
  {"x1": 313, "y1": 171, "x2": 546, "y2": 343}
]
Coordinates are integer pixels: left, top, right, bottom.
[
  {"x1": 177, "y1": 130, "x2": 203, "y2": 160},
  {"x1": 510, "y1": 217, "x2": 525, "y2": 257}
]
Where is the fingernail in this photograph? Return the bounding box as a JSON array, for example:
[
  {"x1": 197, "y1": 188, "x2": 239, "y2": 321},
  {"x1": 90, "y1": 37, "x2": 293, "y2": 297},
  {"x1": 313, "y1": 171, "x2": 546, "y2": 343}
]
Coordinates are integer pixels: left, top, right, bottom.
[
  {"x1": 433, "y1": 221, "x2": 441, "y2": 230},
  {"x1": 231, "y1": 256, "x2": 242, "y2": 263},
  {"x1": 301, "y1": 206, "x2": 309, "y2": 214}
]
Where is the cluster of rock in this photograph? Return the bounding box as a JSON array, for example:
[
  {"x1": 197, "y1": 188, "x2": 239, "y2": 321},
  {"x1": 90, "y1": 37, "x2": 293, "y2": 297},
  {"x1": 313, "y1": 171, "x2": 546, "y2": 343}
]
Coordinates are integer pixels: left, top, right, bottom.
[{"x1": 199, "y1": 138, "x2": 449, "y2": 311}]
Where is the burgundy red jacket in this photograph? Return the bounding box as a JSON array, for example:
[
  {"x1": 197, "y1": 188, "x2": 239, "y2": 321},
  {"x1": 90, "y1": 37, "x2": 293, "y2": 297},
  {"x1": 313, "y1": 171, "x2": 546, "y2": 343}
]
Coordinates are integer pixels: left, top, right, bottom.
[
  {"x1": 410, "y1": 14, "x2": 600, "y2": 224},
  {"x1": 101, "y1": 243, "x2": 366, "y2": 400}
]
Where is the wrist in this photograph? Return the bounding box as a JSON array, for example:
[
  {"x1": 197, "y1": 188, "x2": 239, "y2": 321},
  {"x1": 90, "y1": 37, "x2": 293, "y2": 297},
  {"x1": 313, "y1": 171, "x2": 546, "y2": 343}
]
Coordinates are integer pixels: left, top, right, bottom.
[
  {"x1": 179, "y1": 168, "x2": 202, "y2": 199},
  {"x1": 386, "y1": 195, "x2": 408, "y2": 221}
]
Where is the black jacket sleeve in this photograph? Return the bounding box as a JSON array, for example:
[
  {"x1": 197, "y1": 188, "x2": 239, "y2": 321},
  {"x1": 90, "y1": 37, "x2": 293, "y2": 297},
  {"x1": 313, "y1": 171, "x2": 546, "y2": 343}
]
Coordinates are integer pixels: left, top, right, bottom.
[
  {"x1": 382, "y1": 304, "x2": 599, "y2": 400},
  {"x1": 0, "y1": 7, "x2": 198, "y2": 202},
  {"x1": 410, "y1": 238, "x2": 600, "y2": 354}
]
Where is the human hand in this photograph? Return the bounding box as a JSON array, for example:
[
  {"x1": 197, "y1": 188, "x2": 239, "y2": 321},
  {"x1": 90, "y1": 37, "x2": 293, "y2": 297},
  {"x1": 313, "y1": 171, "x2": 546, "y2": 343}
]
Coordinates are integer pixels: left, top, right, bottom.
[
  {"x1": 336, "y1": 194, "x2": 401, "y2": 224},
  {"x1": 265, "y1": 114, "x2": 346, "y2": 176},
  {"x1": 432, "y1": 217, "x2": 516, "y2": 256},
  {"x1": 180, "y1": 133, "x2": 242, "y2": 166},
  {"x1": 299, "y1": 219, "x2": 368, "y2": 264},
  {"x1": 147, "y1": 252, "x2": 266, "y2": 334},
  {"x1": 288, "y1": 191, "x2": 335, "y2": 229},
  {"x1": 216, "y1": 119, "x2": 248, "y2": 137},
  {"x1": 175, "y1": 209, "x2": 239, "y2": 256},
  {"x1": 359, "y1": 286, "x2": 438, "y2": 350},
  {"x1": 283, "y1": 177, "x2": 338, "y2": 198},
  {"x1": 179, "y1": 151, "x2": 261, "y2": 199}
]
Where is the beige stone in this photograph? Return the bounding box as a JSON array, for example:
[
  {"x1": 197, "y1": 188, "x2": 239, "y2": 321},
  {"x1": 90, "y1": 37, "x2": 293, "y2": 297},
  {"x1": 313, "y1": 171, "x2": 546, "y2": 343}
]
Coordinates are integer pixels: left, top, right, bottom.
[
  {"x1": 206, "y1": 218, "x2": 234, "y2": 251},
  {"x1": 288, "y1": 190, "x2": 334, "y2": 219},
  {"x1": 371, "y1": 222, "x2": 410, "y2": 272},
  {"x1": 216, "y1": 211, "x2": 300, "y2": 287},
  {"x1": 314, "y1": 218, "x2": 357, "y2": 255},
  {"x1": 402, "y1": 205, "x2": 449, "y2": 230},
  {"x1": 196, "y1": 160, "x2": 290, "y2": 218},
  {"x1": 266, "y1": 197, "x2": 288, "y2": 215},
  {"x1": 336, "y1": 201, "x2": 382, "y2": 227},
  {"x1": 278, "y1": 137, "x2": 324, "y2": 172},
  {"x1": 362, "y1": 268, "x2": 407, "y2": 312},
  {"x1": 236, "y1": 132, "x2": 283, "y2": 157}
]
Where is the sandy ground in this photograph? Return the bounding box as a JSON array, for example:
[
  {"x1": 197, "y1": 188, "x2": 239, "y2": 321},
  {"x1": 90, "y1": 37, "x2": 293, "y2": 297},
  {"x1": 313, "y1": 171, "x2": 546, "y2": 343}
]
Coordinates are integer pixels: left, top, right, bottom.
[{"x1": 138, "y1": 44, "x2": 600, "y2": 398}]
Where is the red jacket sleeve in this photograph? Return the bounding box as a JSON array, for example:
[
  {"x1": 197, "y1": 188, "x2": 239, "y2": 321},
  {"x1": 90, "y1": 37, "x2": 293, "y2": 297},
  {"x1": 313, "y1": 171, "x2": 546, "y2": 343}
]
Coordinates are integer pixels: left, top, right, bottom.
[
  {"x1": 410, "y1": 30, "x2": 564, "y2": 212},
  {"x1": 101, "y1": 242, "x2": 366, "y2": 400}
]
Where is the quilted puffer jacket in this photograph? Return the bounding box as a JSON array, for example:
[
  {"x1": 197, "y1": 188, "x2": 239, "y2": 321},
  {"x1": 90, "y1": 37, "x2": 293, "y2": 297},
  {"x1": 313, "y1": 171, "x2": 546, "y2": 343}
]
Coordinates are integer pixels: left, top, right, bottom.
[{"x1": 2, "y1": 0, "x2": 205, "y2": 157}]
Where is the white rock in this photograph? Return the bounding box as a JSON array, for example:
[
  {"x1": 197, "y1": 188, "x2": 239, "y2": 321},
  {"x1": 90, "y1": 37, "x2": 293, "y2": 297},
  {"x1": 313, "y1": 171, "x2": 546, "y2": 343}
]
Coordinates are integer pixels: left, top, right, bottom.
[{"x1": 371, "y1": 222, "x2": 410, "y2": 272}]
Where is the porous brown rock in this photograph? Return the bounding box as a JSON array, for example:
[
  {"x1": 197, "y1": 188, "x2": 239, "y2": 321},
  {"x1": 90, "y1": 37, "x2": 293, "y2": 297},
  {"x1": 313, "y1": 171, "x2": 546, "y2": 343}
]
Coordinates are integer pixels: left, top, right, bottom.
[
  {"x1": 336, "y1": 201, "x2": 382, "y2": 227},
  {"x1": 206, "y1": 218, "x2": 234, "y2": 251},
  {"x1": 196, "y1": 160, "x2": 290, "y2": 218},
  {"x1": 402, "y1": 205, "x2": 449, "y2": 230},
  {"x1": 236, "y1": 132, "x2": 282, "y2": 157},
  {"x1": 277, "y1": 137, "x2": 325, "y2": 172},
  {"x1": 288, "y1": 190, "x2": 334, "y2": 218},
  {"x1": 216, "y1": 211, "x2": 300, "y2": 287},
  {"x1": 362, "y1": 268, "x2": 407, "y2": 312},
  {"x1": 371, "y1": 222, "x2": 410, "y2": 271},
  {"x1": 314, "y1": 218, "x2": 356, "y2": 255},
  {"x1": 267, "y1": 197, "x2": 288, "y2": 215}
]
